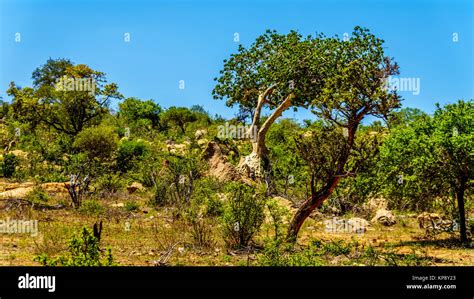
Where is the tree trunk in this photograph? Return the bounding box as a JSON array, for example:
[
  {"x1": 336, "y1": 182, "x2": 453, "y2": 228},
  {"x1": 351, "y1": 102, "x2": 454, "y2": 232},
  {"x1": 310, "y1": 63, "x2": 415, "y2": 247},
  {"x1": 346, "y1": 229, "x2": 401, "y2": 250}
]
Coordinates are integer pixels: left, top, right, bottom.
[
  {"x1": 286, "y1": 120, "x2": 361, "y2": 243},
  {"x1": 286, "y1": 177, "x2": 341, "y2": 242},
  {"x1": 238, "y1": 93, "x2": 293, "y2": 179},
  {"x1": 456, "y1": 177, "x2": 468, "y2": 244}
]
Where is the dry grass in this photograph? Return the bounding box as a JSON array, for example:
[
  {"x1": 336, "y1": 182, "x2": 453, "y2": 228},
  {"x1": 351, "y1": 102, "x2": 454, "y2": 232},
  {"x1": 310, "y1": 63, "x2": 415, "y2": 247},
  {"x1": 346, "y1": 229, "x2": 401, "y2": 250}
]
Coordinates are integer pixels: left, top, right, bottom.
[{"x1": 0, "y1": 190, "x2": 472, "y2": 266}]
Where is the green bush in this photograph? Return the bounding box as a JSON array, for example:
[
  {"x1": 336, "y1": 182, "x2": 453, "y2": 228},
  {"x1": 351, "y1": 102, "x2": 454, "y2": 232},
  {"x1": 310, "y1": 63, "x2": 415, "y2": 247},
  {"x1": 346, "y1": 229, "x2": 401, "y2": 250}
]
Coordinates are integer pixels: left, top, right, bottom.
[
  {"x1": 79, "y1": 200, "x2": 105, "y2": 216},
  {"x1": 96, "y1": 173, "x2": 125, "y2": 194},
  {"x1": 221, "y1": 182, "x2": 266, "y2": 248},
  {"x1": 116, "y1": 139, "x2": 149, "y2": 172},
  {"x1": 34, "y1": 226, "x2": 114, "y2": 266},
  {"x1": 25, "y1": 186, "x2": 50, "y2": 203},
  {"x1": 124, "y1": 200, "x2": 139, "y2": 212},
  {"x1": 2, "y1": 153, "x2": 18, "y2": 178},
  {"x1": 73, "y1": 126, "x2": 118, "y2": 161},
  {"x1": 257, "y1": 240, "x2": 324, "y2": 266}
]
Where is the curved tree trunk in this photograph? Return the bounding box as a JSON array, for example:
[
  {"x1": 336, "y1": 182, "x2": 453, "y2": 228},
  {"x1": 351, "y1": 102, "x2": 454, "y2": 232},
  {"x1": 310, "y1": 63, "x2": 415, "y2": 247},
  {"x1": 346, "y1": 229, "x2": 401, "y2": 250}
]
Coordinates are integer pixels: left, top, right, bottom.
[
  {"x1": 286, "y1": 177, "x2": 341, "y2": 242},
  {"x1": 286, "y1": 122, "x2": 361, "y2": 243},
  {"x1": 238, "y1": 92, "x2": 294, "y2": 180}
]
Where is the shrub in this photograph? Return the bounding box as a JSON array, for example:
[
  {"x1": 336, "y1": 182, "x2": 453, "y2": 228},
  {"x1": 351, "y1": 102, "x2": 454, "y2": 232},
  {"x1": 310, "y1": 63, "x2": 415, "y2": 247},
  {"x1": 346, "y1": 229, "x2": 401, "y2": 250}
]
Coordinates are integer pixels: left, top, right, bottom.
[
  {"x1": 34, "y1": 226, "x2": 114, "y2": 266},
  {"x1": 2, "y1": 153, "x2": 18, "y2": 178},
  {"x1": 257, "y1": 240, "x2": 324, "y2": 266},
  {"x1": 221, "y1": 182, "x2": 266, "y2": 248},
  {"x1": 96, "y1": 173, "x2": 125, "y2": 194},
  {"x1": 25, "y1": 186, "x2": 50, "y2": 203},
  {"x1": 265, "y1": 198, "x2": 290, "y2": 241},
  {"x1": 116, "y1": 139, "x2": 150, "y2": 172},
  {"x1": 73, "y1": 126, "x2": 118, "y2": 161},
  {"x1": 79, "y1": 200, "x2": 105, "y2": 216},
  {"x1": 149, "y1": 155, "x2": 205, "y2": 208},
  {"x1": 124, "y1": 200, "x2": 139, "y2": 212}
]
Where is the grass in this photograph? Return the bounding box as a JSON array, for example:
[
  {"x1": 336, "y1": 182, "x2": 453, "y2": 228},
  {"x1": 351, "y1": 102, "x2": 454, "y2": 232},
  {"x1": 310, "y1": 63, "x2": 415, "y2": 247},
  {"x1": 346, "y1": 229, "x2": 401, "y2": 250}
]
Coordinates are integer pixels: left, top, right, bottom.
[{"x1": 0, "y1": 190, "x2": 472, "y2": 266}]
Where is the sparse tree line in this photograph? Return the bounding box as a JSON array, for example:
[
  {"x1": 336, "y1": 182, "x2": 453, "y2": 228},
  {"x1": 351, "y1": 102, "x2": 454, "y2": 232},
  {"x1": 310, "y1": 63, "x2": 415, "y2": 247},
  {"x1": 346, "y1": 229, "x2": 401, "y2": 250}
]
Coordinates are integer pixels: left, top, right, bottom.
[{"x1": 0, "y1": 26, "x2": 472, "y2": 254}]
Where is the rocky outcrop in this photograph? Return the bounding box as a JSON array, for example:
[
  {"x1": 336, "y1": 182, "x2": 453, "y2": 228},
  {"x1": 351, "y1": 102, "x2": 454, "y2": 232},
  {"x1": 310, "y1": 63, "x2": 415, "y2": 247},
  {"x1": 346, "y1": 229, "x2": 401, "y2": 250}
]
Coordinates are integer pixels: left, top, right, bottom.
[{"x1": 371, "y1": 209, "x2": 397, "y2": 226}]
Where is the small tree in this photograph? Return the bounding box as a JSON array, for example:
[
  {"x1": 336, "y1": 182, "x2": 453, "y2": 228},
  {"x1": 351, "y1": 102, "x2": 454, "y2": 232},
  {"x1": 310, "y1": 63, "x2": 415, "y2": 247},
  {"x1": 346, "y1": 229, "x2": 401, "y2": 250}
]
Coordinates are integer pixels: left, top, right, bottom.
[
  {"x1": 7, "y1": 58, "x2": 123, "y2": 136},
  {"x1": 380, "y1": 100, "x2": 473, "y2": 243},
  {"x1": 287, "y1": 27, "x2": 401, "y2": 241},
  {"x1": 162, "y1": 106, "x2": 197, "y2": 133},
  {"x1": 221, "y1": 182, "x2": 266, "y2": 247},
  {"x1": 119, "y1": 97, "x2": 163, "y2": 131}
]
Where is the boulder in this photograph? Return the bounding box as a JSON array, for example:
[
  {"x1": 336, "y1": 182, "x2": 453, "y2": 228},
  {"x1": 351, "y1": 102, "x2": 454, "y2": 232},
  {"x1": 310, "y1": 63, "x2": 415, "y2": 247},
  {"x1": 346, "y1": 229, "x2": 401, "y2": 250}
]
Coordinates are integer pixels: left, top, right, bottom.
[
  {"x1": 195, "y1": 129, "x2": 207, "y2": 139},
  {"x1": 371, "y1": 209, "x2": 397, "y2": 226}
]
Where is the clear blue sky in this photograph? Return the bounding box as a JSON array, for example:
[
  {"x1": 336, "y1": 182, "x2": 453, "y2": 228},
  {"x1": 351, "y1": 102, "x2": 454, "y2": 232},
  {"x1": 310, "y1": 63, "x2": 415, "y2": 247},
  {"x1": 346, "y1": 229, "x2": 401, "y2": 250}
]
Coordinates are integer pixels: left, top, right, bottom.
[{"x1": 1, "y1": 0, "x2": 473, "y2": 120}]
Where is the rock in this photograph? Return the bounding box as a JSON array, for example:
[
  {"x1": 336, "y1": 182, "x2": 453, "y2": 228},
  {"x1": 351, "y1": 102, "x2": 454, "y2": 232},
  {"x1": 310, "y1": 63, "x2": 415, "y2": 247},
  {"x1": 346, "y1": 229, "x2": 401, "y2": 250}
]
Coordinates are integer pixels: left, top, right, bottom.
[
  {"x1": 0, "y1": 187, "x2": 33, "y2": 199},
  {"x1": 195, "y1": 129, "x2": 207, "y2": 139},
  {"x1": 127, "y1": 182, "x2": 144, "y2": 194},
  {"x1": 417, "y1": 212, "x2": 442, "y2": 228},
  {"x1": 362, "y1": 198, "x2": 388, "y2": 215},
  {"x1": 111, "y1": 203, "x2": 125, "y2": 208},
  {"x1": 41, "y1": 182, "x2": 69, "y2": 194},
  {"x1": 8, "y1": 150, "x2": 28, "y2": 159},
  {"x1": 371, "y1": 209, "x2": 397, "y2": 226},
  {"x1": 197, "y1": 138, "x2": 209, "y2": 147},
  {"x1": 166, "y1": 143, "x2": 187, "y2": 155}
]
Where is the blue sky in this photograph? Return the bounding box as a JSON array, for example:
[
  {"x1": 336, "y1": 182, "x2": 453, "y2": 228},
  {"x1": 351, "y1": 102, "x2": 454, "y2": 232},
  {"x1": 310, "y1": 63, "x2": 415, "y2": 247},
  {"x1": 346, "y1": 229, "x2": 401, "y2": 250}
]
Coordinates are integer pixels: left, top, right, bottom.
[{"x1": 1, "y1": 0, "x2": 473, "y2": 121}]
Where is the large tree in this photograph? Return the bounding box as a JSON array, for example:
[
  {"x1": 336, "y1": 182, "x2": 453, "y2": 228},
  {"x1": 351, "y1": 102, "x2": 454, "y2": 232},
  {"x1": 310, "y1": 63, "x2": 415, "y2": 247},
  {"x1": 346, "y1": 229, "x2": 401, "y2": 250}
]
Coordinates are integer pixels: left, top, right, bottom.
[
  {"x1": 213, "y1": 30, "x2": 328, "y2": 178},
  {"x1": 287, "y1": 27, "x2": 401, "y2": 241},
  {"x1": 7, "y1": 58, "x2": 122, "y2": 136}
]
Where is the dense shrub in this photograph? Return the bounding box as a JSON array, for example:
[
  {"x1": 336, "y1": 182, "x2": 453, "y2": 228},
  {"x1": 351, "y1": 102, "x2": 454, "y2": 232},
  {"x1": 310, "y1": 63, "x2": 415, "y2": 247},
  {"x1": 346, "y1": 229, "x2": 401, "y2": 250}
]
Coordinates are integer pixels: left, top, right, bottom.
[
  {"x1": 1, "y1": 153, "x2": 18, "y2": 178},
  {"x1": 221, "y1": 182, "x2": 266, "y2": 248},
  {"x1": 96, "y1": 173, "x2": 126, "y2": 194},
  {"x1": 73, "y1": 126, "x2": 118, "y2": 161},
  {"x1": 116, "y1": 139, "x2": 149, "y2": 172}
]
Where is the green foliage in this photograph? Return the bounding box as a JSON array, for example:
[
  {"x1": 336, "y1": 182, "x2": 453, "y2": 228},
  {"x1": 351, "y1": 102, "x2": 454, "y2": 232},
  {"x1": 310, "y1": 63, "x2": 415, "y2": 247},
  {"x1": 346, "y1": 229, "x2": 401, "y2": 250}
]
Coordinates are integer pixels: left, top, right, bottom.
[
  {"x1": 34, "y1": 226, "x2": 114, "y2": 266},
  {"x1": 124, "y1": 200, "x2": 139, "y2": 212},
  {"x1": 96, "y1": 173, "x2": 126, "y2": 194},
  {"x1": 1, "y1": 153, "x2": 18, "y2": 178},
  {"x1": 73, "y1": 125, "x2": 119, "y2": 161},
  {"x1": 119, "y1": 97, "x2": 163, "y2": 131},
  {"x1": 379, "y1": 100, "x2": 473, "y2": 213},
  {"x1": 8, "y1": 59, "x2": 123, "y2": 136},
  {"x1": 265, "y1": 198, "x2": 290, "y2": 241},
  {"x1": 221, "y1": 182, "x2": 266, "y2": 247},
  {"x1": 25, "y1": 186, "x2": 50, "y2": 203},
  {"x1": 79, "y1": 200, "x2": 105, "y2": 216},
  {"x1": 258, "y1": 239, "x2": 434, "y2": 266},
  {"x1": 149, "y1": 155, "x2": 205, "y2": 208},
  {"x1": 162, "y1": 106, "x2": 197, "y2": 133},
  {"x1": 116, "y1": 139, "x2": 150, "y2": 172}
]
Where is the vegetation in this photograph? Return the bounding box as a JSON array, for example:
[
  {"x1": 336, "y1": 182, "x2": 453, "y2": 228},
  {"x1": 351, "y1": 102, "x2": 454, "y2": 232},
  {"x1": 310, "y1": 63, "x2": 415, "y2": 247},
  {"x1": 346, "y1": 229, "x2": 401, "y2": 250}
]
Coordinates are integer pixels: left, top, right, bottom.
[{"x1": 0, "y1": 27, "x2": 471, "y2": 267}]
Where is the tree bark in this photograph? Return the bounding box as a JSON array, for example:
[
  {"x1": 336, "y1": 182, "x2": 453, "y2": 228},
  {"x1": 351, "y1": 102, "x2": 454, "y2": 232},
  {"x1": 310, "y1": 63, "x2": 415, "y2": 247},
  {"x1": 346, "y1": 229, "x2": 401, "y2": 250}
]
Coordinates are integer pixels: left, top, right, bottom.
[
  {"x1": 286, "y1": 176, "x2": 341, "y2": 242},
  {"x1": 456, "y1": 177, "x2": 468, "y2": 244},
  {"x1": 238, "y1": 91, "x2": 293, "y2": 179},
  {"x1": 286, "y1": 119, "x2": 361, "y2": 242}
]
